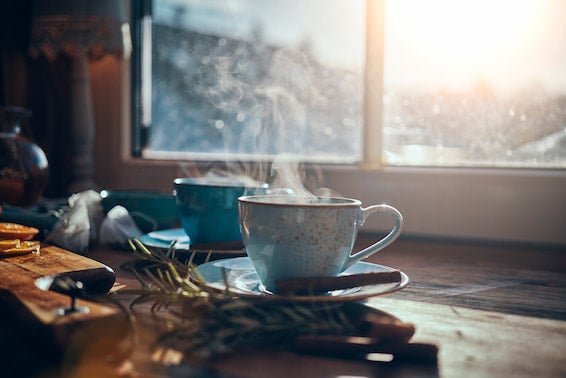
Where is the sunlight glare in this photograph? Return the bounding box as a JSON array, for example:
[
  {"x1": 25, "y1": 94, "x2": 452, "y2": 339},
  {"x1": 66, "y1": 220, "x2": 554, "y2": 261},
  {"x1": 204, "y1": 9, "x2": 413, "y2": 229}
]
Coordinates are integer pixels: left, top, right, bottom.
[{"x1": 387, "y1": 0, "x2": 544, "y2": 91}]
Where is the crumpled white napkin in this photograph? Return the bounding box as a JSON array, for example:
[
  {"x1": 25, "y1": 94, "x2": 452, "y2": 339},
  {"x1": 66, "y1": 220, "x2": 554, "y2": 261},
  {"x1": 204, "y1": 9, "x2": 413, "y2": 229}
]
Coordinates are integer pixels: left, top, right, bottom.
[
  {"x1": 46, "y1": 190, "x2": 146, "y2": 252},
  {"x1": 46, "y1": 190, "x2": 104, "y2": 254},
  {"x1": 99, "y1": 205, "x2": 143, "y2": 248}
]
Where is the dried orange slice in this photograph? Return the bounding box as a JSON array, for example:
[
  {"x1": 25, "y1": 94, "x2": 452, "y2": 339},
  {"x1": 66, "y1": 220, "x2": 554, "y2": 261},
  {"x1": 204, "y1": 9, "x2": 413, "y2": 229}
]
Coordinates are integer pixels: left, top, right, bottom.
[
  {"x1": 0, "y1": 239, "x2": 21, "y2": 251},
  {"x1": 0, "y1": 222, "x2": 39, "y2": 241},
  {"x1": 0, "y1": 240, "x2": 40, "y2": 257}
]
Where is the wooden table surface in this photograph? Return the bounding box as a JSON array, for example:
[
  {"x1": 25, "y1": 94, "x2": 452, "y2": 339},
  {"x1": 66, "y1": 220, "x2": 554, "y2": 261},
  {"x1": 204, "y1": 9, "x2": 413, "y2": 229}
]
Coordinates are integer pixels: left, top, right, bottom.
[{"x1": 3, "y1": 236, "x2": 565, "y2": 377}]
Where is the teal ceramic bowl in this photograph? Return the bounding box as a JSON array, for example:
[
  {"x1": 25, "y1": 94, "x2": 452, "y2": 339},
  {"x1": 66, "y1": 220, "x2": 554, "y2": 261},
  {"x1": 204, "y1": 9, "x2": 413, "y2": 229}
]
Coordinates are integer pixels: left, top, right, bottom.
[
  {"x1": 173, "y1": 177, "x2": 267, "y2": 244},
  {"x1": 100, "y1": 190, "x2": 178, "y2": 233}
]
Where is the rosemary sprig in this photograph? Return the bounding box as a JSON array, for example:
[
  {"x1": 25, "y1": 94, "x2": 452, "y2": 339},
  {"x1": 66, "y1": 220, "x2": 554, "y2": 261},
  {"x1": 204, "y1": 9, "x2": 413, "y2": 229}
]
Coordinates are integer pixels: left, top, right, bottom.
[{"x1": 126, "y1": 239, "x2": 383, "y2": 359}]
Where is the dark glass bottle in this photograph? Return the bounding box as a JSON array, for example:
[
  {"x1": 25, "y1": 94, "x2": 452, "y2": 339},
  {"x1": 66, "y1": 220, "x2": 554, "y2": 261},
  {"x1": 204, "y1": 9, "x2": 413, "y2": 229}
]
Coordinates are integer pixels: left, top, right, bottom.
[{"x1": 0, "y1": 106, "x2": 49, "y2": 207}]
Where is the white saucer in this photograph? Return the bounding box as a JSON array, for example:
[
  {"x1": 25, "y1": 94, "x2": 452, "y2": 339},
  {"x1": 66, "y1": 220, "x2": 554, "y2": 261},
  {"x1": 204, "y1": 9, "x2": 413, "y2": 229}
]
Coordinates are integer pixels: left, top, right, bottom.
[
  {"x1": 194, "y1": 257, "x2": 409, "y2": 302},
  {"x1": 139, "y1": 228, "x2": 191, "y2": 250}
]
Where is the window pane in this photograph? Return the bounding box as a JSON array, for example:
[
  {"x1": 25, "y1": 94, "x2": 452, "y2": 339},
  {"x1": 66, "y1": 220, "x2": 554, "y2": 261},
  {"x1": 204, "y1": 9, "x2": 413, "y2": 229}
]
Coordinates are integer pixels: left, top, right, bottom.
[
  {"x1": 383, "y1": 0, "x2": 566, "y2": 168},
  {"x1": 146, "y1": 0, "x2": 365, "y2": 163}
]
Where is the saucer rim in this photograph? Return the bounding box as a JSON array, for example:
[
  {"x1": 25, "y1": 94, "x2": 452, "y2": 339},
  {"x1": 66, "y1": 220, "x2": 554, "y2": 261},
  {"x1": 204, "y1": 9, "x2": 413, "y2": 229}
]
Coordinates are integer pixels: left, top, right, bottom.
[
  {"x1": 139, "y1": 228, "x2": 191, "y2": 250},
  {"x1": 139, "y1": 228, "x2": 246, "y2": 256},
  {"x1": 193, "y1": 257, "x2": 409, "y2": 302},
  {"x1": 147, "y1": 228, "x2": 189, "y2": 242}
]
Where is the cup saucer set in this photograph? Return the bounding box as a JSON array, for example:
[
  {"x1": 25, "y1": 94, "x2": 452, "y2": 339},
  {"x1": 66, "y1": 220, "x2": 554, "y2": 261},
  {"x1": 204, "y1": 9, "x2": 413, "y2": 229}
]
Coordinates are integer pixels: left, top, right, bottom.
[{"x1": 161, "y1": 178, "x2": 408, "y2": 302}]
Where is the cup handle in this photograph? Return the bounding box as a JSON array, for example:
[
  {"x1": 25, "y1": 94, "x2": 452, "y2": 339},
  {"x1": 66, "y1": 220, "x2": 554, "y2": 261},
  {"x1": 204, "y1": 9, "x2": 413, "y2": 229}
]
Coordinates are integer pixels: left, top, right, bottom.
[{"x1": 344, "y1": 204, "x2": 403, "y2": 270}]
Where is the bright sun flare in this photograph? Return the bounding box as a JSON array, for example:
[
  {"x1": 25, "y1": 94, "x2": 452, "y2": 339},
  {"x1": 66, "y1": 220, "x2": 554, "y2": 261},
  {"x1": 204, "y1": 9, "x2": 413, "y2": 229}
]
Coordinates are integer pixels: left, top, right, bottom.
[{"x1": 387, "y1": 0, "x2": 547, "y2": 90}]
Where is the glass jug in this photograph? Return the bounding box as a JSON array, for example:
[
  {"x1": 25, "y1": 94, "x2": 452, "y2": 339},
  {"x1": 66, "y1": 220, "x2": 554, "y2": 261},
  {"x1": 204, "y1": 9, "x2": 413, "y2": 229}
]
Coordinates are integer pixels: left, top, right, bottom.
[{"x1": 0, "y1": 106, "x2": 49, "y2": 207}]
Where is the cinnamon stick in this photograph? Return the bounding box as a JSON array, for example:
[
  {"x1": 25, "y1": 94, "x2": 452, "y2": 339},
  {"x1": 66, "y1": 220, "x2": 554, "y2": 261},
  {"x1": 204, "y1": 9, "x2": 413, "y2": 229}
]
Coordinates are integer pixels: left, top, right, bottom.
[
  {"x1": 275, "y1": 269, "x2": 402, "y2": 295},
  {"x1": 295, "y1": 335, "x2": 438, "y2": 364}
]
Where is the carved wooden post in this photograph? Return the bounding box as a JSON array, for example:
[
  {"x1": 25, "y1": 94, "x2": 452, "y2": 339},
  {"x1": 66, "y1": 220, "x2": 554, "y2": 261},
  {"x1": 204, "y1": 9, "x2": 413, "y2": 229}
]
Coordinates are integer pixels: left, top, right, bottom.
[{"x1": 67, "y1": 54, "x2": 97, "y2": 194}]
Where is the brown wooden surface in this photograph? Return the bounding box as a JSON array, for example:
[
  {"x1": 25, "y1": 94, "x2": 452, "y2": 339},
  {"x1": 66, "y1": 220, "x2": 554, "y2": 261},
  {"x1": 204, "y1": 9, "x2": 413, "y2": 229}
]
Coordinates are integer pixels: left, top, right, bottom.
[
  {"x1": 0, "y1": 260, "x2": 116, "y2": 324},
  {"x1": 1, "y1": 244, "x2": 110, "y2": 275},
  {"x1": 0, "y1": 244, "x2": 127, "y2": 377},
  {"x1": 0, "y1": 245, "x2": 116, "y2": 317},
  {"x1": 1, "y1": 237, "x2": 565, "y2": 377}
]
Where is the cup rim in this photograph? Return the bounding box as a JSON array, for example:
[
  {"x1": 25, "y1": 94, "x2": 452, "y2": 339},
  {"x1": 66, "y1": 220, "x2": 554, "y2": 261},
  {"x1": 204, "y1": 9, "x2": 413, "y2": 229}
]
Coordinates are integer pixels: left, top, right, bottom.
[
  {"x1": 238, "y1": 195, "x2": 361, "y2": 207},
  {"x1": 174, "y1": 177, "x2": 268, "y2": 189}
]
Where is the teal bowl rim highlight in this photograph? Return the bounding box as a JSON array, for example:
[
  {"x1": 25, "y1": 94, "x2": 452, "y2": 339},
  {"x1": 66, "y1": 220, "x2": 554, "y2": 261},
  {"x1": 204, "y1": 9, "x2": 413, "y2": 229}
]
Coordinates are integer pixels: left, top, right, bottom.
[{"x1": 173, "y1": 177, "x2": 268, "y2": 189}]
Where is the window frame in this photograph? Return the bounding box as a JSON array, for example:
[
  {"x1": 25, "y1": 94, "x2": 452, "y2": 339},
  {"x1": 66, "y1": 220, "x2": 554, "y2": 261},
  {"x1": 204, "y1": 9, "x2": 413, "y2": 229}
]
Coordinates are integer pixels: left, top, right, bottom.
[{"x1": 91, "y1": 0, "x2": 566, "y2": 246}]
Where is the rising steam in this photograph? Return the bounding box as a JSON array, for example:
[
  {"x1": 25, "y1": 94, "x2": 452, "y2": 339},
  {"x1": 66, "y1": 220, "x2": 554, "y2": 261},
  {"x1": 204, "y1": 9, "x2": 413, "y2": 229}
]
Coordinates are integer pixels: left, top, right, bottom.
[{"x1": 190, "y1": 46, "x2": 340, "y2": 198}]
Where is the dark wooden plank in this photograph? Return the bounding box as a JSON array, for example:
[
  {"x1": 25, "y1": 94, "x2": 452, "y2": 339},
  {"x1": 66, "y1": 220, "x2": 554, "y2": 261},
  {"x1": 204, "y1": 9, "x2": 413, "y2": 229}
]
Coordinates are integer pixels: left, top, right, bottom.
[
  {"x1": 362, "y1": 238, "x2": 566, "y2": 320},
  {"x1": 369, "y1": 298, "x2": 566, "y2": 378}
]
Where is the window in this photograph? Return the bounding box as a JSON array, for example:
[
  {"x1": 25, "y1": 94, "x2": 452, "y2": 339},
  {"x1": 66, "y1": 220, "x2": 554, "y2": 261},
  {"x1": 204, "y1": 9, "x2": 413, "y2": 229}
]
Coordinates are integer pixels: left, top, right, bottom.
[
  {"x1": 136, "y1": 0, "x2": 366, "y2": 163},
  {"x1": 120, "y1": 0, "x2": 566, "y2": 244},
  {"x1": 383, "y1": 0, "x2": 566, "y2": 168},
  {"x1": 136, "y1": 0, "x2": 565, "y2": 168}
]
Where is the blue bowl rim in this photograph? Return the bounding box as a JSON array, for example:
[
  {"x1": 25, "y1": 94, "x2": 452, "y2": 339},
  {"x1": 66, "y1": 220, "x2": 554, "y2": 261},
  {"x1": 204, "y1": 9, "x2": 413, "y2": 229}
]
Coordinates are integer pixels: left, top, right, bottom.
[
  {"x1": 100, "y1": 189, "x2": 174, "y2": 200},
  {"x1": 174, "y1": 177, "x2": 268, "y2": 189}
]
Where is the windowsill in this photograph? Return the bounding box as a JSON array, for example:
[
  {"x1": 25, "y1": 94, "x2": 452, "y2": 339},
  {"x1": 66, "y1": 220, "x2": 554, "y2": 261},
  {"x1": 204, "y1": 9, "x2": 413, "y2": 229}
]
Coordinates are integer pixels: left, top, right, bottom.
[{"x1": 95, "y1": 152, "x2": 566, "y2": 246}]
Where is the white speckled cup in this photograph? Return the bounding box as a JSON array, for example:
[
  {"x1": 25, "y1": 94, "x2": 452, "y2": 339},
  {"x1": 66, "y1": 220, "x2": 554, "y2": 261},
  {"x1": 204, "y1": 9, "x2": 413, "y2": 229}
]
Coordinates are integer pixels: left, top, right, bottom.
[{"x1": 238, "y1": 195, "x2": 403, "y2": 292}]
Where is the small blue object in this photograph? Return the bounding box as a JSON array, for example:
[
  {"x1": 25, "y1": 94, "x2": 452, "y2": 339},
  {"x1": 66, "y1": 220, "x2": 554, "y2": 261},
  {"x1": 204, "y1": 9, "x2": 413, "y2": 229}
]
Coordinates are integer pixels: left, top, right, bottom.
[
  {"x1": 100, "y1": 190, "x2": 178, "y2": 233},
  {"x1": 173, "y1": 178, "x2": 267, "y2": 244},
  {"x1": 139, "y1": 228, "x2": 191, "y2": 250}
]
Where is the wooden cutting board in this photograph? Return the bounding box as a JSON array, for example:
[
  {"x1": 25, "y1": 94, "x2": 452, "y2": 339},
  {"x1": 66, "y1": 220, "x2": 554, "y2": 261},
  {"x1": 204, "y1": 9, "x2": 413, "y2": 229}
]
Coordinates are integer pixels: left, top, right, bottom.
[{"x1": 0, "y1": 244, "x2": 130, "y2": 373}]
